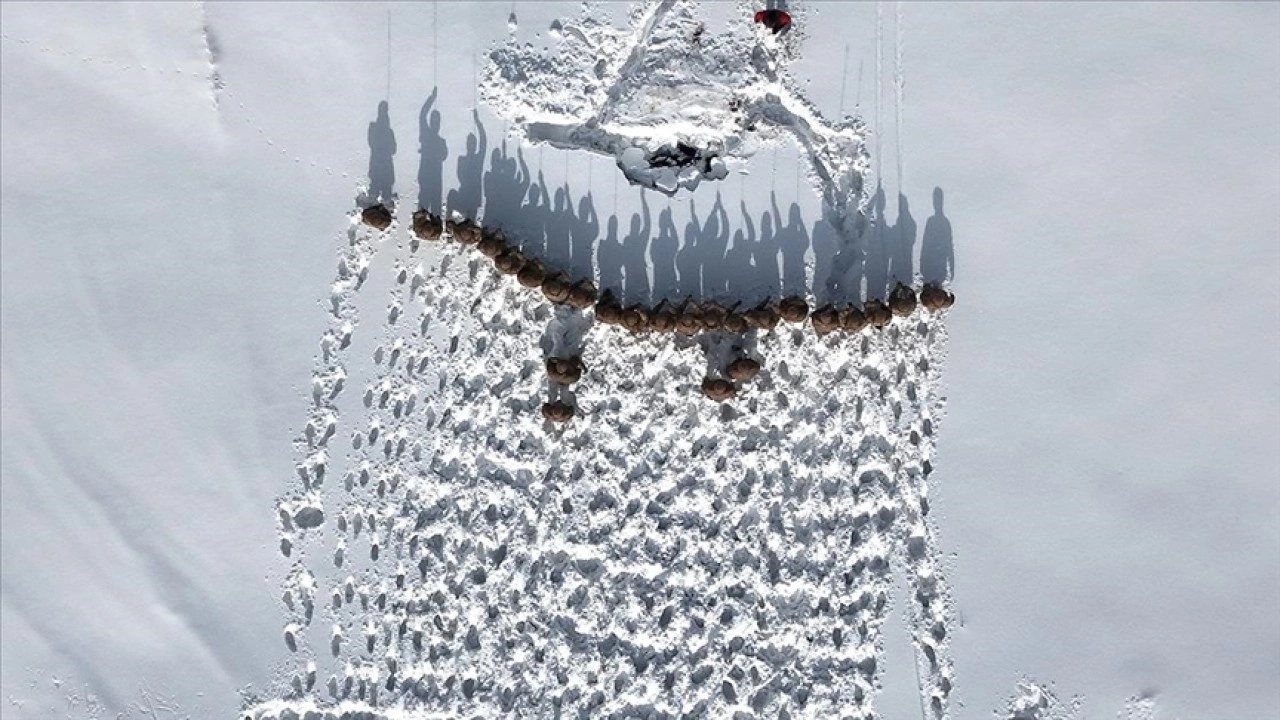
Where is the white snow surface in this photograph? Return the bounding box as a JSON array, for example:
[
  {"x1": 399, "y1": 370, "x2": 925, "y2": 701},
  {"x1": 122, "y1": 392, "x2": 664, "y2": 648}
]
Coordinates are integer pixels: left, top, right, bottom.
[{"x1": 2, "y1": 2, "x2": 1278, "y2": 720}]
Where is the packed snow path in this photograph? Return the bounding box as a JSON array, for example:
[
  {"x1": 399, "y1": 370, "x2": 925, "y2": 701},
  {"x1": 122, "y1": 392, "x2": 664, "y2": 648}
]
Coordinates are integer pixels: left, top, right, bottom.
[
  {"x1": 259, "y1": 2, "x2": 956, "y2": 717},
  {"x1": 261, "y1": 206, "x2": 955, "y2": 719}
]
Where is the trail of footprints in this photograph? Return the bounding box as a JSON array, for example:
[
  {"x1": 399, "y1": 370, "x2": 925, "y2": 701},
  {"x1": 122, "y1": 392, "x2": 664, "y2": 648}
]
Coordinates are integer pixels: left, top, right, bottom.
[
  {"x1": 262, "y1": 201, "x2": 956, "y2": 720},
  {"x1": 2, "y1": 24, "x2": 956, "y2": 720},
  {"x1": 275, "y1": 205, "x2": 386, "y2": 560}
]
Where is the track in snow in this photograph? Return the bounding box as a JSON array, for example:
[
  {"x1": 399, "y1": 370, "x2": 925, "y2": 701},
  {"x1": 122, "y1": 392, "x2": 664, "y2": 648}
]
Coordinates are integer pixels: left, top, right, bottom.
[
  {"x1": 255, "y1": 1, "x2": 957, "y2": 718},
  {"x1": 257, "y1": 201, "x2": 955, "y2": 720}
]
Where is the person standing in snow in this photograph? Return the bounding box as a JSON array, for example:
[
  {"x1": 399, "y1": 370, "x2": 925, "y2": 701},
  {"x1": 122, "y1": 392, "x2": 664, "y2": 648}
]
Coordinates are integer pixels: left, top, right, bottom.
[{"x1": 754, "y1": 3, "x2": 792, "y2": 35}]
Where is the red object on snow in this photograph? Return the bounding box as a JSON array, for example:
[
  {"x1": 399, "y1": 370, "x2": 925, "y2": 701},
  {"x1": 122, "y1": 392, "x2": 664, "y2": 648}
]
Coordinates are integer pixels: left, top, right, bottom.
[{"x1": 754, "y1": 9, "x2": 791, "y2": 34}]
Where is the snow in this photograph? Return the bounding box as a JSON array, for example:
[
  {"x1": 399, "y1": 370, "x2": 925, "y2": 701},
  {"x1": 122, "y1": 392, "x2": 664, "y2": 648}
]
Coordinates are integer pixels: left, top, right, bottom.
[{"x1": 2, "y1": 2, "x2": 1278, "y2": 719}]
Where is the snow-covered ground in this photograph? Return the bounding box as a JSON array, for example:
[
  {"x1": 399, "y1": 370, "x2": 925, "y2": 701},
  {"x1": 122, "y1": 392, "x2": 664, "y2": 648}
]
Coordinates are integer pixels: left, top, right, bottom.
[{"x1": 2, "y1": 2, "x2": 1277, "y2": 719}]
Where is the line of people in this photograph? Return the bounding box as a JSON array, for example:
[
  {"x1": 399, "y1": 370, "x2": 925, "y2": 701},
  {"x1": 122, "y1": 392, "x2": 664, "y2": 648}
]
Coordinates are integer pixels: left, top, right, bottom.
[
  {"x1": 377, "y1": 94, "x2": 956, "y2": 309},
  {"x1": 378, "y1": 204, "x2": 955, "y2": 421},
  {"x1": 396, "y1": 205, "x2": 955, "y2": 335}
]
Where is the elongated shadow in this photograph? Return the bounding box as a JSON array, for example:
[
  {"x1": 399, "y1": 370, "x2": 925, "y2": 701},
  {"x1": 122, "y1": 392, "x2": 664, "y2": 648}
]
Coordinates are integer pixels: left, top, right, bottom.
[
  {"x1": 367, "y1": 101, "x2": 396, "y2": 205},
  {"x1": 698, "y1": 192, "x2": 732, "y2": 301},
  {"x1": 677, "y1": 200, "x2": 704, "y2": 298},
  {"x1": 621, "y1": 191, "x2": 652, "y2": 305},
  {"x1": 920, "y1": 187, "x2": 955, "y2": 284},
  {"x1": 597, "y1": 215, "x2": 623, "y2": 298},
  {"x1": 864, "y1": 184, "x2": 891, "y2": 300},
  {"x1": 482, "y1": 142, "x2": 530, "y2": 234},
  {"x1": 650, "y1": 205, "x2": 679, "y2": 303},
  {"x1": 418, "y1": 89, "x2": 448, "y2": 214},
  {"x1": 568, "y1": 191, "x2": 599, "y2": 281},
  {"x1": 812, "y1": 214, "x2": 846, "y2": 305},
  {"x1": 888, "y1": 193, "x2": 917, "y2": 286},
  {"x1": 753, "y1": 207, "x2": 780, "y2": 297},
  {"x1": 777, "y1": 194, "x2": 810, "y2": 296},
  {"x1": 447, "y1": 108, "x2": 485, "y2": 220},
  {"x1": 412, "y1": 91, "x2": 954, "y2": 307},
  {"x1": 544, "y1": 182, "x2": 574, "y2": 270},
  {"x1": 728, "y1": 199, "x2": 762, "y2": 304},
  {"x1": 520, "y1": 171, "x2": 551, "y2": 259}
]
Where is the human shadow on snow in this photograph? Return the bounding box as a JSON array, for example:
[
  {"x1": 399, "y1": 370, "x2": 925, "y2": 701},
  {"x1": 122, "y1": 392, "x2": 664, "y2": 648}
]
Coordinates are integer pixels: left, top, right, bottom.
[
  {"x1": 417, "y1": 89, "x2": 448, "y2": 215},
  {"x1": 446, "y1": 108, "x2": 486, "y2": 221},
  {"x1": 620, "y1": 191, "x2": 652, "y2": 306},
  {"x1": 863, "y1": 184, "x2": 891, "y2": 301},
  {"x1": 480, "y1": 140, "x2": 530, "y2": 240},
  {"x1": 568, "y1": 189, "x2": 599, "y2": 281},
  {"x1": 427, "y1": 107, "x2": 958, "y2": 307},
  {"x1": 367, "y1": 101, "x2": 396, "y2": 206},
  {"x1": 776, "y1": 192, "x2": 810, "y2": 297},
  {"x1": 543, "y1": 182, "x2": 572, "y2": 269},
  {"x1": 650, "y1": 204, "x2": 680, "y2": 302},
  {"x1": 888, "y1": 192, "x2": 917, "y2": 293},
  {"x1": 695, "y1": 192, "x2": 732, "y2": 300},
  {"x1": 520, "y1": 168, "x2": 552, "y2": 260},
  {"x1": 919, "y1": 187, "x2": 955, "y2": 286},
  {"x1": 727, "y1": 200, "x2": 759, "y2": 303}
]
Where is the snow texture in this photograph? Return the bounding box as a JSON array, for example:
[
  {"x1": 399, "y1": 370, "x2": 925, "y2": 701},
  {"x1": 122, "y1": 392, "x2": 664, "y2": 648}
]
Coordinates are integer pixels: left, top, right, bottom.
[
  {"x1": 483, "y1": 0, "x2": 869, "y2": 243},
  {"x1": 2, "y1": 2, "x2": 1278, "y2": 720},
  {"x1": 255, "y1": 4, "x2": 960, "y2": 715},
  {"x1": 262, "y1": 203, "x2": 953, "y2": 718}
]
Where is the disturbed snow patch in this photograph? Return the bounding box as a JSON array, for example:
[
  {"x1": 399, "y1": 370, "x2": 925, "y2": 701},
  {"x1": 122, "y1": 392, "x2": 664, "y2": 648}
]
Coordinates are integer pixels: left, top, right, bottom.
[
  {"x1": 260, "y1": 225, "x2": 958, "y2": 719},
  {"x1": 995, "y1": 683, "x2": 1164, "y2": 720},
  {"x1": 482, "y1": 0, "x2": 869, "y2": 236}
]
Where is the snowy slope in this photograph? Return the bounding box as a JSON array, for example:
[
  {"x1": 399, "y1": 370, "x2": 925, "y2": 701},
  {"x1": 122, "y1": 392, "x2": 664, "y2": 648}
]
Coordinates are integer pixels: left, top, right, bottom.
[{"x1": 2, "y1": 2, "x2": 1278, "y2": 720}]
